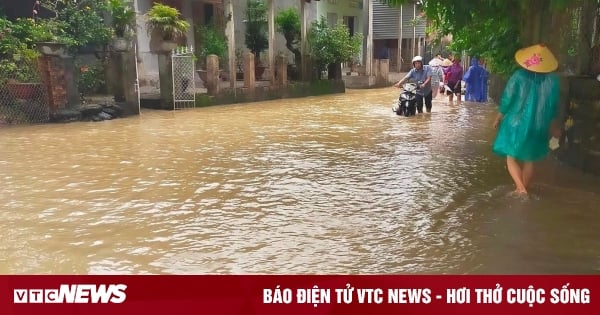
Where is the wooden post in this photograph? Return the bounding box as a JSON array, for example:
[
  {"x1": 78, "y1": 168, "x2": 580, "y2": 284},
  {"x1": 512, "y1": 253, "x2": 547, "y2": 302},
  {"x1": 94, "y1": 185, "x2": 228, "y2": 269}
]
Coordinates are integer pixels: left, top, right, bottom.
[
  {"x1": 276, "y1": 54, "x2": 287, "y2": 87},
  {"x1": 244, "y1": 52, "x2": 256, "y2": 93},
  {"x1": 377, "y1": 58, "x2": 389, "y2": 85},
  {"x1": 206, "y1": 54, "x2": 220, "y2": 95}
]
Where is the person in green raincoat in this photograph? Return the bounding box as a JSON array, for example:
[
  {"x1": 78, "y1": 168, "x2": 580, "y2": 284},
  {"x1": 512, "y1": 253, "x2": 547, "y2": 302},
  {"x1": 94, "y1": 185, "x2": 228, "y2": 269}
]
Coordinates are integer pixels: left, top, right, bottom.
[{"x1": 492, "y1": 44, "x2": 562, "y2": 195}]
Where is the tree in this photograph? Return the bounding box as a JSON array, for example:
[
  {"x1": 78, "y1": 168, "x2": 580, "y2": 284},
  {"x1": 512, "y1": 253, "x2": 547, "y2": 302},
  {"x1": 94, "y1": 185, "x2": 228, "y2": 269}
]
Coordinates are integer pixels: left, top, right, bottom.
[
  {"x1": 244, "y1": 0, "x2": 268, "y2": 62},
  {"x1": 34, "y1": 0, "x2": 113, "y2": 50},
  {"x1": 378, "y1": 0, "x2": 598, "y2": 76},
  {"x1": 308, "y1": 17, "x2": 363, "y2": 79},
  {"x1": 275, "y1": 8, "x2": 301, "y2": 68},
  {"x1": 195, "y1": 23, "x2": 228, "y2": 69}
]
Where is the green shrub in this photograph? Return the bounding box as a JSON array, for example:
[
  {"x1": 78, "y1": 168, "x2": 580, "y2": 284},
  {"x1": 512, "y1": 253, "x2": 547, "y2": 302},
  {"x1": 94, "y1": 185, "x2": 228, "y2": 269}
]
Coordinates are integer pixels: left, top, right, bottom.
[{"x1": 195, "y1": 23, "x2": 228, "y2": 68}]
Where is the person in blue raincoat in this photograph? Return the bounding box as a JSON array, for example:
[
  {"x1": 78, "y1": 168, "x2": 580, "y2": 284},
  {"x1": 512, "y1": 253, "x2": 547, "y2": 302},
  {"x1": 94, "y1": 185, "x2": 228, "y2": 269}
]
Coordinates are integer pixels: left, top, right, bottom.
[
  {"x1": 492, "y1": 44, "x2": 562, "y2": 195},
  {"x1": 463, "y1": 57, "x2": 489, "y2": 102}
]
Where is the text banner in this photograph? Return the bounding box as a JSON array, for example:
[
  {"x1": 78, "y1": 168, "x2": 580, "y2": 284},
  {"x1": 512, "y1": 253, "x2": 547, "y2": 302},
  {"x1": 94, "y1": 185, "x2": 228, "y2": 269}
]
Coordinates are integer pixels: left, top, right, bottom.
[{"x1": 0, "y1": 275, "x2": 596, "y2": 315}]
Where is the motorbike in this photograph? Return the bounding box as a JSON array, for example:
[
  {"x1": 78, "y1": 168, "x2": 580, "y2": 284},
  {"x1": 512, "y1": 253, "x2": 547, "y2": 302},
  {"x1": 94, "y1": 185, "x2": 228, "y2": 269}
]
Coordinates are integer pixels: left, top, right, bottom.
[{"x1": 392, "y1": 81, "x2": 421, "y2": 117}]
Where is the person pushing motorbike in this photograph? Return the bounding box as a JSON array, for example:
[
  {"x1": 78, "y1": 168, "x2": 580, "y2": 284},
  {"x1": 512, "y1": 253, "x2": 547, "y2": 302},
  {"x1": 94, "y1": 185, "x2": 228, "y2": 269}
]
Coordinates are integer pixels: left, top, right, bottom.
[{"x1": 393, "y1": 56, "x2": 433, "y2": 113}]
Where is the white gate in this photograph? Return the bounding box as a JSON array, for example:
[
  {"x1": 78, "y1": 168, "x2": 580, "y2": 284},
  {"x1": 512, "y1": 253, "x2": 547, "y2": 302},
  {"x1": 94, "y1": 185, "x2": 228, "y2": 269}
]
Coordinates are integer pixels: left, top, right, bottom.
[{"x1": 171, "y1": 46, "x2": 196, "y2": 110}]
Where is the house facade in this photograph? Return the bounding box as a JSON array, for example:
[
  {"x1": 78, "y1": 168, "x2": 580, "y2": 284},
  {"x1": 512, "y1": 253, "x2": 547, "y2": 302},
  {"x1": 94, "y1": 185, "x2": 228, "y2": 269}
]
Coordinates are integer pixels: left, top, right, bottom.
[
  {"x1": 131, "y1": 0, "x2": 429, "y2": 86},
  {"x1": 372, "y1": 1, "x2": 427, "y2": 71},
  {"x1": 133, "y1": 0, "x2": 311, "y2": 86}
]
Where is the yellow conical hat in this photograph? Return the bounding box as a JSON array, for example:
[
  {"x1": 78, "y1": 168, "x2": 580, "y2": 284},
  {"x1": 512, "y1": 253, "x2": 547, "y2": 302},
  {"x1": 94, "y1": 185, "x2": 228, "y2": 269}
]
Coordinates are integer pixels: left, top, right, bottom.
[{"x1": 514, "y1": 44, "x2": 558, "y2": 73}]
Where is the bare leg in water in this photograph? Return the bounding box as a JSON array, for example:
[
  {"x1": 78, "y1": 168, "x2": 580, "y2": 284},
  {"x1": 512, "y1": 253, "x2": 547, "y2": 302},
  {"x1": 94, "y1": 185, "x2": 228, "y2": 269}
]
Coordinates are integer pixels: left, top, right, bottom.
[
  {"x1": 506, "y1": 157, "x2": 528, "y2": 194},
  {"x1": 522, "y1": 162, "x2": 534, "y2": 189}
]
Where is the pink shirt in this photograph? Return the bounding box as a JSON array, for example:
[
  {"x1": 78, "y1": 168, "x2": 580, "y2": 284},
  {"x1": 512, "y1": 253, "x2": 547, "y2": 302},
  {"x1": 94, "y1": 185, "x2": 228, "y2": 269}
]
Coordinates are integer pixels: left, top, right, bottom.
[{"x1": 445, "y1": 63, "x2": 463, "y2": 83}]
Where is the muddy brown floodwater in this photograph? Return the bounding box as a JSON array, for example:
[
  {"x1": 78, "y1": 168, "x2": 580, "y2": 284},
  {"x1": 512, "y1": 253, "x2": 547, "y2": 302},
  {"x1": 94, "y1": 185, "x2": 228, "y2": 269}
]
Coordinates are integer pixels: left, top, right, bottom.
[{"x1": 1, "y1": 88, "x2": 599, "y2": 274}]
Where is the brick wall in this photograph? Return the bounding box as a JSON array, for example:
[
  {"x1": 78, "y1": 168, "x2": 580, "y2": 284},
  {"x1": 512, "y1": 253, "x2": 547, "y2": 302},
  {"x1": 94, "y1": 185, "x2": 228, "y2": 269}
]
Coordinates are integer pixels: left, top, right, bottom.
[{"x1": 38, "y1": 55, "x2": 67, "y2": 111}]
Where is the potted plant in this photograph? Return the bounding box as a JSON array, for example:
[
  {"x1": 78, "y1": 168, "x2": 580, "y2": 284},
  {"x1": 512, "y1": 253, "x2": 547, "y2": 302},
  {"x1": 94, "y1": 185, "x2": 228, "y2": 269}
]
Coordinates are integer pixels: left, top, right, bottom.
[
  {"x1": 145, "y1": 3, "x2": 190, "y2": 52},
  {"x1": 195, "y1": 23, "x2": 228, "y2": 83},
  {"x1": 244, "y1": 0, "x2": 268, "y2": 79},
  {"x1": 108, "y1": 0, "x2": 137, "y2": 51}
]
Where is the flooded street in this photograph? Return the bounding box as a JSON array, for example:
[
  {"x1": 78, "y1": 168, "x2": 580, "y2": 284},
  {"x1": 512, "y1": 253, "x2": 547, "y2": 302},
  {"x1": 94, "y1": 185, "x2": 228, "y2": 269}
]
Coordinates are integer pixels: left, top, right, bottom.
[{"x1": 1, "y1": 88, "x2": 600, "y2": 274}]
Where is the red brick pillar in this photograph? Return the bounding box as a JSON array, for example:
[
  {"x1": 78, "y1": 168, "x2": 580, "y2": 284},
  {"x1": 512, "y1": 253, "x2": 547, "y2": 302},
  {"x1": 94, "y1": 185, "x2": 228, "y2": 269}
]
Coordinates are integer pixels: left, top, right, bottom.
[{"x1": 38, "y1": 55, "x2": 68, "y2": 112}]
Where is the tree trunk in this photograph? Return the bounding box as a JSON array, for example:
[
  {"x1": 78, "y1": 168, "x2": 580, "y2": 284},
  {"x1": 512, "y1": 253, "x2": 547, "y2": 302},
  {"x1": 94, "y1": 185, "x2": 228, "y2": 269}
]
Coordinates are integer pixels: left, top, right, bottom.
[
  {"x1": 327, "y1": 62, "x2": 341, "y2": 80},
  {"x1": 285, "y1": 41, "x2": 302, "y2": 68}
]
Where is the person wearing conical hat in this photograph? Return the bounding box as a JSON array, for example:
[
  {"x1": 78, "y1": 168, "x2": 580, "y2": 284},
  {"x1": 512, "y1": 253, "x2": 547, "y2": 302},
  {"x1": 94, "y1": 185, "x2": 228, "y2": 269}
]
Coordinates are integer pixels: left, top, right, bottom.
[
  {"x1": 492, "y1": 44, "x2": 562, "y2": 195},
  {"x1": 444, "y1": 55, "x2": 463, "y2": 105}
]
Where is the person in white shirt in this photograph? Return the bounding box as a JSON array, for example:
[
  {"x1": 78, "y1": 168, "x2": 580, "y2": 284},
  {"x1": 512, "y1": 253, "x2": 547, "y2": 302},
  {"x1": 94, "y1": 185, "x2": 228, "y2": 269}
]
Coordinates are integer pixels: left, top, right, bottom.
[
  {"x1": 394, "y1": 56, "x2": 433, "y2": 113},
  {"x1": 428, "y1": 58, "x2": 444, "y2": 99}
]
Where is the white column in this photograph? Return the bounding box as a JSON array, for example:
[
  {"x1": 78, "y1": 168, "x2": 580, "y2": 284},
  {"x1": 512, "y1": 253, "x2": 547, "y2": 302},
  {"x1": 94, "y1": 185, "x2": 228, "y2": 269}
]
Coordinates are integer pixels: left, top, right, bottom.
[
  {"x1": 300, "y1": 0, "x2": 308, "y2": 80},
  {"x1": 225, "y1": 0, "x2": 236, "y2": 90},
  {"x1": 268, "y1": 0, "x2": 275, "y2": 83},
  {"x1": 412, "y1": 4, "x2": 416, "y2": 58},
  {"x1": 365, "y1": 0, "x2": 373, "y2": 76},
  {"x1": 397, "y1": 5, "x2": 403, "y2": 72}
]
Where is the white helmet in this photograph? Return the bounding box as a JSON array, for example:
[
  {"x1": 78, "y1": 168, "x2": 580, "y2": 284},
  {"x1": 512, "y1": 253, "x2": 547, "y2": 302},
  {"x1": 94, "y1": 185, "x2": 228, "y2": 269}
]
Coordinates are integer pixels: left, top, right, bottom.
[{"x1": 412, "y1": 56, "x2": 423, "y2": 64}]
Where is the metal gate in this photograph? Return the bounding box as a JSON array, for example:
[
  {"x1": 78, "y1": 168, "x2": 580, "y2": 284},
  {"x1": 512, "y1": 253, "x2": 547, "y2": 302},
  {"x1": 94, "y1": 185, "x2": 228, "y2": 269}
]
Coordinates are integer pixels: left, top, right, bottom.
[
  {"x1": 171, "y1": 46, "x2": 196, "y2": 110},
  {"x1": 0, "y1": 53, "x2": 50, "y2": 125}
]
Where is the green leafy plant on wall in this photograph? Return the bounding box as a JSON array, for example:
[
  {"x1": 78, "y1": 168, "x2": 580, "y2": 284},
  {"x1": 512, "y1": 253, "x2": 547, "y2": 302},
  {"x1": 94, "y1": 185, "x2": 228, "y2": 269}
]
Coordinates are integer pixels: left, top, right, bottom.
[
  {"x1": 34, "y1": 0, "x2": 113, "y2": 50},
  {"x1": 77, "y1": 61, "x2": 107, "y2": 96},
  {"x1": 108, "y1": 0, "x2": 137, "y2": 38},
  {"x1": 0, "y1": 18, "x2": 41, "y2": 84}
]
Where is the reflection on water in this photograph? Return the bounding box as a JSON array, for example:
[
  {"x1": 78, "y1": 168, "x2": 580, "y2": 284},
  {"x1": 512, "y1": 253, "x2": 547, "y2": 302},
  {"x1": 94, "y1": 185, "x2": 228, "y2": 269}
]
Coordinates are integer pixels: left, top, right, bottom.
[{"x1": 1, "y1": 89, "x2": 599, "y2": 274}]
